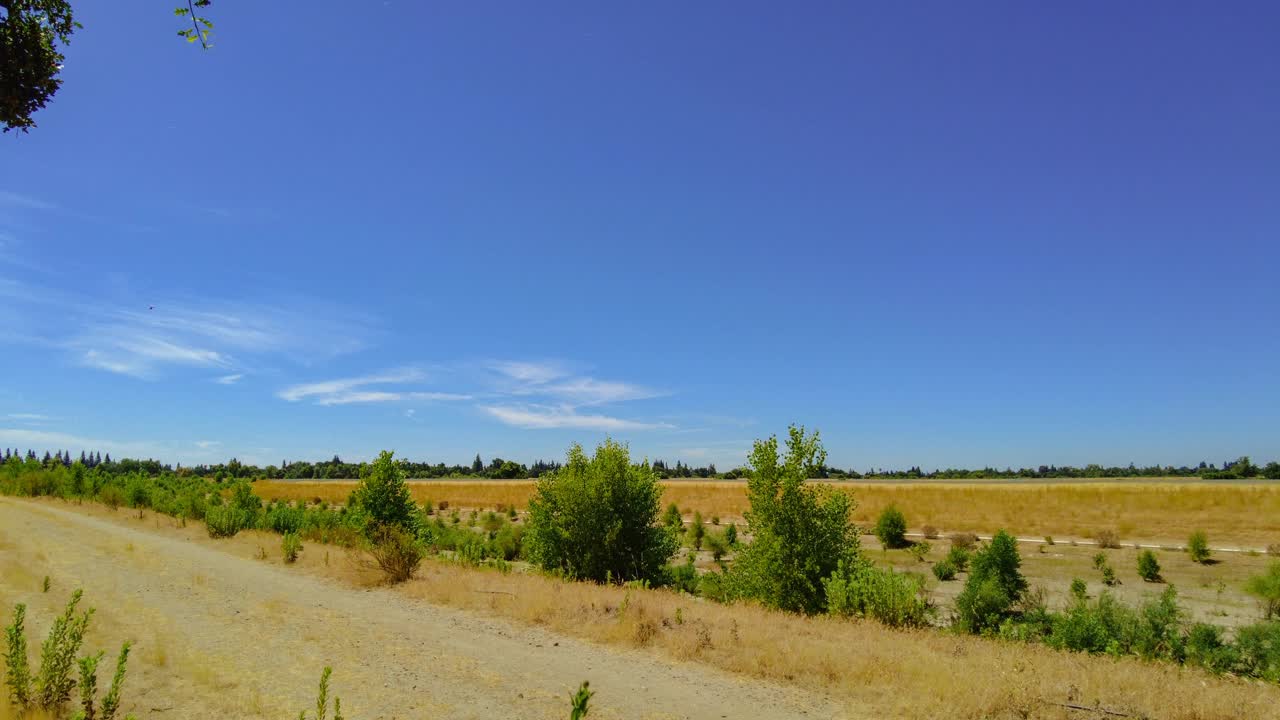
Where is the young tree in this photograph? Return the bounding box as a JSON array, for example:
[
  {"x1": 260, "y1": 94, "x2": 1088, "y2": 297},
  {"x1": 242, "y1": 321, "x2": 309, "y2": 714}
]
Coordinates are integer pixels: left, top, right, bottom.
[
  {"x1": 728, "y1": 426, "x2": 860, "y2": 614},
  {"x1": 350, "y1": 450, "x2": 418, "y2": 536},
  {"x1": 874, "y1": 505, "x2": 908, "y2": 549},
  {"x1": 955, "y1": 529, "x2": 1026, "y2": 633},
  {"x1": 524, "y1": 439, "x2": 676, "y2": 584}
]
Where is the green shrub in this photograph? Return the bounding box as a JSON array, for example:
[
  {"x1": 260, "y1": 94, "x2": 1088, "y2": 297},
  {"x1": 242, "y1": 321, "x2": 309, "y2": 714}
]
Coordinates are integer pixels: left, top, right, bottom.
[
  {"x1": 1185, "y1": 623, "x2": 1236, "y2": 674},
  {"x1": 265, "y1": 504, "x2": 304, "y2": 534},
  {"x1": 1137, "y1": 549, "x2": 1162, "y2": 583},
  {"x1": 955, "y1": 530, "x2": 1026, "y2": 633},
  {"x1": 727, "y1": 427, "x2": 860, "y2": 614},
  {"x1": 666, "y1": 556, "x2": 699, "y2": 594},
  {"x1": 1046, "y1": 587, "x2": 1185, "y2": 661},
  {"x1": 350, "y1": 450, "x2": 418, "y2": 537},
  {"x1": 945, "y1": 546, "x2": 970, "y2": 572},
  {"x1": 723, "y1": 523, "x2": 737, "y2": 547},
  {"x1": 282, "y1": 532, "x2": 303, "y2": 563},
  {"x1": 874, "y1": 505, "x2": 908, "y2": 549},
  {"x1": 1093, "y1": 552, "x2": 1119, "y2": 586},
  {"x1": 570, "y1": 680, "x2": 593, "y2": 720},
  {"x1": 662, "y1": 502, "x2": 683, "y2": 529},
  {"x1": 525, "y1": 440, "x2": 676, "y2": 585},
  {"x1": 1244, "y1": 561, "x2": 1280, "y2": 620},
  {"x1": 1187, "y1": 530, "x2": 1211, "y2": 564},
  {"x1": 932, "y1": 559, "x2": 957, "y2": 581},
  {"x1": 73, "y1": 641, "x2": 132, "y2": 720},
  {"x1": 824, "y1": 561, "x2": 931, "y2": 628},
  {"x1": 205, "y1": 505, "x2": 250, "y2": 538},
  {"x1": 906, "y1": 541, "x2": 931, "y2": 563},
  {"x1": 1233, "y1": 620, "x2": 1280, "y2": 682},
  {"x1": 1070, "y1": 578, "x2": 1088, "y2": 602},
  {"x1": 98, "y1": 485, "x2": 125, "y2": 511},
  {"x1": 705, "y1": 531, "x2": 729, "y2": 564},
  {"x1": 687, "y1": 512, "x2": 705, "y2": 550}
]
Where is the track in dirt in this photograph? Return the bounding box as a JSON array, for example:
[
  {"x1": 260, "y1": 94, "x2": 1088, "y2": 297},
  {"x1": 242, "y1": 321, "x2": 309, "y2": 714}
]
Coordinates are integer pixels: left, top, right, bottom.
[{"x1": 0, "y1": 499, "x2": 841, "y2": 720}]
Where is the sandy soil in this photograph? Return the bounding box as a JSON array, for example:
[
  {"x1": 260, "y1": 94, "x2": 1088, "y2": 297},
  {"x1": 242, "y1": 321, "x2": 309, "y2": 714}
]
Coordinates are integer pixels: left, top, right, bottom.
[{"x1": 0, "y1": 498, "x2": 842, "y2": 720}]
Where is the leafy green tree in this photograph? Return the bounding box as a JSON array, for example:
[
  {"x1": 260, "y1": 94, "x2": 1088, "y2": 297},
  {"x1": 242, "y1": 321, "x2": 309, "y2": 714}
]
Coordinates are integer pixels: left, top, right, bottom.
[
  {"x1": 955, "y1": 530, "x2": 1026, "y2": 633},
  {"x1": 524, "y1": 439, "x2": 676, "y2": 584},
  {"x1": 349, "y1": 450, "x2": 417, "y2": 536},
  {"x1": 1137, "y1": 549, "x2": 1162, "y2": 582},
  {"x1": 874, "y1": 505, "x2": 908, "y2": 549},
  {"x1": 728, "y1": 426, "x2": 860, "y2": 614},
  {"x1": 1244, "y1": 561, "x2": 1280, "y2": 620},
  {"x1": 1187, "y1": 530, "x2": 1211, "y2": 564}
]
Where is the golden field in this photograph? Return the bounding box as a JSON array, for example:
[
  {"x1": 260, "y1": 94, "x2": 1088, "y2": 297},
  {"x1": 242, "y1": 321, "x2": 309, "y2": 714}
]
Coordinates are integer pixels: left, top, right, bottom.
[{"x1": 254, "y1": 478, "x2": 1280, "y2": 546}]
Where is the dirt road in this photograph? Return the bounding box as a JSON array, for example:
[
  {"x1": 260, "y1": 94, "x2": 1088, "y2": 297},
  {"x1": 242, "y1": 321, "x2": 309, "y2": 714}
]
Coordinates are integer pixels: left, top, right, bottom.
[{"x1": 0, "y1": 499, "x2": 841, "y2": 719}]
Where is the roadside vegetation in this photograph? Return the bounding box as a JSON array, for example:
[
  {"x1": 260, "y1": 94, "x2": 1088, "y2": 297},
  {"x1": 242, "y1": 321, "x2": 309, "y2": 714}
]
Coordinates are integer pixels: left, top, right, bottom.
[{"x1": 4, "y1": 429, "x2": 1280, "y2": 717}]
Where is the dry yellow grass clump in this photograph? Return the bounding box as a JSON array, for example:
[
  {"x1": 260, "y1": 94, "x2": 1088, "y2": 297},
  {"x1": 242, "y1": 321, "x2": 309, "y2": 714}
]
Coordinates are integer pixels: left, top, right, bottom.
[{"x1": 254, "y1": 479, "x2": 1280, "y2": 545}]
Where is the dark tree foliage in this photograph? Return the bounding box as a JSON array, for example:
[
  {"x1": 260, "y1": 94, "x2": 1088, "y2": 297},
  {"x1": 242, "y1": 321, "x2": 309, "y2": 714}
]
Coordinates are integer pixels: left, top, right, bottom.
[{"x1": 1, "y1": 1, "x2": 212, "y2": 131}]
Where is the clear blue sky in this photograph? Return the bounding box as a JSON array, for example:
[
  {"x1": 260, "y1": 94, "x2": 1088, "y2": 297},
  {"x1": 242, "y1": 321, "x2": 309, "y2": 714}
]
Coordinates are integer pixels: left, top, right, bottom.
[{"x1": 2, "y1": 2, "x2": 1277, "y2": 471}]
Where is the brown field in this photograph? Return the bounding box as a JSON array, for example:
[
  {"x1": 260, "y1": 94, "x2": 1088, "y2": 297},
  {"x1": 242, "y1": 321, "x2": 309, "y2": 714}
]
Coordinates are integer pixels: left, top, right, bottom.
[
  {"x1": 254, "y1": 478, "x2": 1280, "y2": 546},
  {"x1": 3, "y1": 497, "x2": 1279, "y2": 720}
]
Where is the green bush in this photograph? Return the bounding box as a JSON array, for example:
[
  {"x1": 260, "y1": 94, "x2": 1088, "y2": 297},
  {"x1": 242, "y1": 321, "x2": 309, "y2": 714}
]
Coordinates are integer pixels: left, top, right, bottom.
[
  {"x1": 723, "y1": 523, "x2": 737, "y2": 547},
  {"x1": 662, "y1": 502, "x2": 683, "y2": 529},
  {"x1": 205, "y1": 505, "x2": 250, "y2": 538},
  {"x1": 1187, "y1": 530, "x2": 1211, "y2": 564},
  {"x1": 1070, "y1": 578, "x2": 1088, "y2": 602},
  {"x1": 1233, "y1": 620, "x2": 1280, "y2": 682},
  {"x1": 954, "y1": 530, "x2": 1026, "y2": 633},
  {"x1": 350, "y1": 450, "x2": 418, "y2": 537},
  {"x1": 945, "y1": 546, "x2": 970, "y2": 572},
  {"x1": 1046, "y1": 587, "x2": 1185, "y2": 661},
  {"x1": 874, "y1": 505, "x2": 908, "y2": 549},
  {"x1": 705, "y1": 531, "x2": 729, "y2": 564},
  {"x1": 282, "y1": 532, "x2": 303, "y2": 563},
  {"x1": 1137, "y1": 549, "x2": 1162, "y2": 583},
  {"x1": 824, "y1": 561, "x2": 931, "y2": 628},
  {"x1": 98, "y1": 485, "x2": 125, "y2": 511},
  {"x1": 1093, "y1": 552, "x2": 1119, "y2": 586},
  {"x1": 665, "y1": 556, "x2": 699, "y2": 594},
  {"x1": 932, "y1": 558, "x2": 957, "y2": 581},
  {"x1": 687, "y1": 511, "x2": 705, "y2": 550},
  {"x1": 525, "y1": 439, "x2": 676, "y2": 584},
  {"x1": 906, "y1": 541, "x2": 931, "y2": 563},
  {"x1": 1244, "y1": 561, "x2": 1280, "y2": 620},
  {"x1": 727, "y1": 426, "x2": 860, "y2": 614}
]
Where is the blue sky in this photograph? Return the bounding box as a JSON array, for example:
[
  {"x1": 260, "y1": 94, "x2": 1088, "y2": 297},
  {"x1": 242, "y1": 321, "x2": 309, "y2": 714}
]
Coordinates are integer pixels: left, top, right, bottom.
[{"x1": 2, "y1": 2, "x2": 1278, "y2": 470}]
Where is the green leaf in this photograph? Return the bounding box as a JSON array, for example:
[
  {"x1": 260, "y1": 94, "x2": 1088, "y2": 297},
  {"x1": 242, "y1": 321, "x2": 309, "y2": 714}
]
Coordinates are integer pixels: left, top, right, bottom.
[{"x1": 174, "y1": 7, "x2": 189, "y2": 16}]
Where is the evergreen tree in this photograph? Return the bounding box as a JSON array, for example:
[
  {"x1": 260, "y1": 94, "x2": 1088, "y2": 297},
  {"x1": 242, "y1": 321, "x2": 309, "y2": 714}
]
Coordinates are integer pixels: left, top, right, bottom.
[{"x1": 472, "y1": 453, "x2": 483, "y2": 474}]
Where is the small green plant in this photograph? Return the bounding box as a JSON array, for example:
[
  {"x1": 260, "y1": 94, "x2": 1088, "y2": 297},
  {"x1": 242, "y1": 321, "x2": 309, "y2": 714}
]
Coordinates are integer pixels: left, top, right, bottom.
[
  {"x1": 711, "y1": 515, "x2": 720, "y2": 525},
  {"x1": 663, "y1": 502, "x2": 683, "y2": 529},
  {"x1": 723, "y1": 523, "x2": 738, "y2": 547},
  {"x1": 824, "y1": 561, "x2": 932, "y2": 628},
  {"x1": 945, "y1": 546, "x2": 970, "y2": 572},
  {"x1": 1043, "y1": 536, "x2": 1054, "y2": 546},
  {"x1": 932, "y1": 559, "x2": 957, "y2": 581},
  {"x1": 1093, "y1": 552, "x2": 1119, "y2": 586},
  {"x1": 1137, "y1": 549, "x2": 1162, "y2": 583},
  {"x1": 705, "y1": 531, "x2": 729, "y2": 564},
  {"x1": 1070, "y1": 577, "x2": 1088, "y2": 601},
  {"x1": 569, "y1": 681, "x2": 593, "y2": 719},
  {"x1": 283, "y1": 532, "x2": 303, "y2": 563},
  {"x1": 874, "y1": 505, "x2": 908, "y2": 549},
  {"x1": 1188, "y1": 530, "x2": 1211, "y2": 564},
  {"x1": 299, "y1": 666, "x2": 344, "y2": 720},
  {"x1": 42, "y1": 576, "x2": 50, "y2": 593},
  {"x1": 73, "y1": 641, "x2": 132, "y2": 720},
  {"x1": 1244, "y1": 561, "x2": 1280, "y2": 620},
  {"x1": 906, "y1": 541, "x2": 931, "y2": 563},
  {"x1": 687, "y1": 511, "x2": 705, "y2": 550}
]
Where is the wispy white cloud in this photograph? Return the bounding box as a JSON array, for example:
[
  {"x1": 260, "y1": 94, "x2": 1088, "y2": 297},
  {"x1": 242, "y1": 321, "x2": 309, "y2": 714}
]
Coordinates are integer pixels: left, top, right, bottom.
[
  {"x1": 279, "y1": 370, "x2": 472, "y2": 406},
  {"x1": 0, "y1": 190, "x2": 56, "y2": 211},
  {"x1": 542, "y1": 377, "x2": 666, "y2": 405},
  {"x1": 6, "y1": 413, "x2": 53, "y2": 423},
  {"x1": 0, "y1": 428, "x2": 162, "y2": 458},
  {"x1": 481, "y1": 404, "x2": 672, "y2": 431},
  {"x1": 489, "y1": 360, "x2": 569, "y2": 386},
  {"x1": 215, "y1": 373, "x2": 244, "y2": 385},
  {"x1": 195, "y1": 440, "x2": 221, "y2": 449},
  {"x1": 278, "y1": 368, "x2": 425, "y2": 402}
]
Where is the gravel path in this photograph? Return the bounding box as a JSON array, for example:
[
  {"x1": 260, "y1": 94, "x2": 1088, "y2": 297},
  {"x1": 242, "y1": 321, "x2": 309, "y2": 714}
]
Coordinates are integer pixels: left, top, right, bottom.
[{"x1": 0, "y1": 499, "x2": 843, "y2": 719}]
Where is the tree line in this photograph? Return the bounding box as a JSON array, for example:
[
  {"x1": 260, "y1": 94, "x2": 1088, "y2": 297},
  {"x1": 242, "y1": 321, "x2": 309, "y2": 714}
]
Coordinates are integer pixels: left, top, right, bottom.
[{"x1": 4, "y1": 447, "x2": 1278, "y2": 482}]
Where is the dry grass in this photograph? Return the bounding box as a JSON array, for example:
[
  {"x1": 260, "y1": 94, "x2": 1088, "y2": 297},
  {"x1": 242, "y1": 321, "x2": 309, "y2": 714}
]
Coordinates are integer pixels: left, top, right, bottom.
[
  {"x1": 35, "y1": 501, "x2": 1277, "y2": 720},
  {"x1": 255, "y1": 479, "x2": 1280, "y2": 545}
]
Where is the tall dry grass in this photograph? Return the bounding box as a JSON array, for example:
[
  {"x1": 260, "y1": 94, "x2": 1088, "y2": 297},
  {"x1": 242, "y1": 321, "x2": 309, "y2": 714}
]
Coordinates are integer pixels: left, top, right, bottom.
[{"x1": 254, "y1": 479, "x2": 1280, "y2": 545}]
